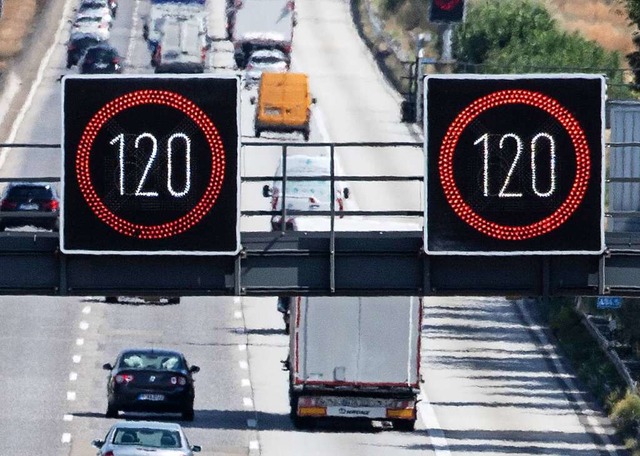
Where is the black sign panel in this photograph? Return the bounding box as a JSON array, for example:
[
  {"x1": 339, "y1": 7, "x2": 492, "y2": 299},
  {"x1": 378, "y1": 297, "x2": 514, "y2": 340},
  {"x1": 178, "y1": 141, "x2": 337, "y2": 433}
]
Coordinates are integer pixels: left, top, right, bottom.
[
  {"x1": 429, "y1": 0, "x2": 465, "y2": 22},
  {"x1": 425, "y1": 74, "x2": 604, "y2": 255},
  {"x1": 61, "y1": 75, "x2": 240, "y2": 255}
]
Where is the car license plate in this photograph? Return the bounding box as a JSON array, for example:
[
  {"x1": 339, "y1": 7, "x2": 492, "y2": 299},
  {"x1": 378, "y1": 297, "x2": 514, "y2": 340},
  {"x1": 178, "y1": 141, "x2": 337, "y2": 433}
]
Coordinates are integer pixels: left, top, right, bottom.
[
  {"x1": 265, "y1": 107, "x2": 281, "y2": 115},
  {"x1": 95, "y1": 62, "x2": 109, "y2": 69},
  {"x1": 18, "y1": 203, "x2": 38, "y2": 210},
  {"x1": 138, "y1": 393, "x2": 165, "y2": 401}
]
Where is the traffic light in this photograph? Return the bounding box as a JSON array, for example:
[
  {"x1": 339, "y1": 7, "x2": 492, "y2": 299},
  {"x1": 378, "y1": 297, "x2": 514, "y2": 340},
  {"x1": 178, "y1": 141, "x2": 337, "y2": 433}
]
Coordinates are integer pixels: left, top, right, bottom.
[
  {"x1": 61, "y1": 75, "x2": 241, "y2": 255},
  {"x1": 424, "y1": 74, "x2": 605, "y2": 255},
  {"x1": 429, "y1": 0, "x2": 465, "y2": 23}
]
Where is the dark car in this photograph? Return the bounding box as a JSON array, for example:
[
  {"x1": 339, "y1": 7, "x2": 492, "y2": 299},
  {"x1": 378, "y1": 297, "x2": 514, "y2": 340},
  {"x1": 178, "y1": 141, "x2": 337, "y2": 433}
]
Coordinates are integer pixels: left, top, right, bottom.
[
  {"x1": 79, "y1": 44, "x2": 122, "y2": 74},
  {"x1": 0, "y1": 182, "x2": 59, "y2": 232},
  {"x1": 66, "y1": 33, "x2": 104, "y2": 68},
  {"x1": 103, "y1": 349, "x2": 200, "y2": 421}
]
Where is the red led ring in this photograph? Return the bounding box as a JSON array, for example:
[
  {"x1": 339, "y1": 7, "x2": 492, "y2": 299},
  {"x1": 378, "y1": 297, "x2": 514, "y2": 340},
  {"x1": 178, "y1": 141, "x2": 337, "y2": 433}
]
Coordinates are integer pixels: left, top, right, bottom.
[
  {"x1": 76, "y1": 89, "x2": 225, "y2": 239},
  {"x1": 439, "y1": 89, "x2": 591, "y2": 241}
]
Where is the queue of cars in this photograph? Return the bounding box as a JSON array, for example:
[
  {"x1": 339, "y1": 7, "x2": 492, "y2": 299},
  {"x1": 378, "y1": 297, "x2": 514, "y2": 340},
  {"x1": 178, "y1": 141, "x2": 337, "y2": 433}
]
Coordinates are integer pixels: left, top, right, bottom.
[{"x1": 66, "y1": 0, "x2": 123, "y2": 73}]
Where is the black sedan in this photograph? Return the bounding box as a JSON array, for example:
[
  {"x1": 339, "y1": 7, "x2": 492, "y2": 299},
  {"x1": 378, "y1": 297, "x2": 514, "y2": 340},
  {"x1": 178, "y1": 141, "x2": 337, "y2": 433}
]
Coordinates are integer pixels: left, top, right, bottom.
[
  {"x1": 79, "y1": 44, "x2": 122, "y2": 74},
  {"x1": 103, "y1": 349, "x2": 200, "y2": 421},
  {"x1": 0, "y1": 182, "x2": 59, "y2": 232}
]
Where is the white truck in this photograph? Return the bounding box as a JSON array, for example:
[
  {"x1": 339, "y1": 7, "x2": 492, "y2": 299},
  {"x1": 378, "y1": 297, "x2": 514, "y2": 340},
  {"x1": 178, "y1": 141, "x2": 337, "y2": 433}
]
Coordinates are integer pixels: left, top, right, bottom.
[
  {"x1": 226, "y1": 0, "x2": 296, "y2": 68},
  {"x1": 285, "y1": 296, "x2": 422, "y2": 431}
]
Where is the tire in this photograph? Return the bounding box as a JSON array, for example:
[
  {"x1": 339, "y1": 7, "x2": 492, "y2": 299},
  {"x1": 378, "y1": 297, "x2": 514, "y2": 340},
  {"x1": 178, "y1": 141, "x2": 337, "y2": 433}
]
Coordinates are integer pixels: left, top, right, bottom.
[
  {"x1": 105, "y1": 296, "x2": 118, "y2": 304},
  {"x1": 303, "y1": 130, "x2": 310, "y2": 141},
  {"x1": 392, "y1": 419, "x2": 415, "y2": 432},
  {"x1": 167, "y1": 297, "x2": 180, "y2": 304},
  {"x1": 106, "y1": 404, "x2": 118, "y2": 418},
  {"x1": 66, "y1": 60, "x2": 72, "y2": 69},
  {"x1": 182, "y1": 408, "x2": 195, "y2": 421},
  {"x1": 255, "y1": 129, "x2": 261, "y2": 138},
  {"x1": 289, "y1": 393, "x2": 314, "y2": 430},
  {"x1": 0, "y1": 224, "x2": 5, "y2": 232}
]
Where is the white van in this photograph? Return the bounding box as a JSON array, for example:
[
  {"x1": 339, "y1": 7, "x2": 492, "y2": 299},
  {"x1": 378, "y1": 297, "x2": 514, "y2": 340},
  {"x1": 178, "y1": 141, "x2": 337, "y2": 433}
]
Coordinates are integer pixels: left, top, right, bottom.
[{"x1": 153, "y1": 16, "x2": 209, "y2": 73}]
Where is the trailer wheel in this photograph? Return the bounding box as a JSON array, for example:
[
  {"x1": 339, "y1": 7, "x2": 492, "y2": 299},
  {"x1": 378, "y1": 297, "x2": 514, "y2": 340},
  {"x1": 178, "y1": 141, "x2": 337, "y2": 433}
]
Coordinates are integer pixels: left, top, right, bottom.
[
  {"x1": 255, "y1": 129, "x2": 261, "y2": 138},
  {"x1": 392, "y1": 419, "x2": 415, "y2": 432}
]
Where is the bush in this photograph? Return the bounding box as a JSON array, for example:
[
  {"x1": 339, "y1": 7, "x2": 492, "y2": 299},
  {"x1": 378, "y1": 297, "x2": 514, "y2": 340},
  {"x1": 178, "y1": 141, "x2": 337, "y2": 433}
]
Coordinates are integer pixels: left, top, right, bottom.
[{"x1": 612, "y1": 391, "x2": 640, "y2": 436}]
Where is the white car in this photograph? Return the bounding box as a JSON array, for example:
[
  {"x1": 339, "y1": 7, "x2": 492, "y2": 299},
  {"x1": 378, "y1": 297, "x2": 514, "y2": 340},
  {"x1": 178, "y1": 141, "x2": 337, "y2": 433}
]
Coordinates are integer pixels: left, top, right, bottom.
[
  {"x1": 76, "y1": 4, "x2": 113, "y2": 29},
  {"x1": 245, "y1": 49, "x2": 289, "y2": 88},
  {"x1": 262, "y1": 154, "x2": 350, "y2": 231},
  {"x1": 92, "y1": 421, "x2": 201, "y2": 455},
  {"x1": 71, "y1": 15, "x2": 111, "y2": 40}
]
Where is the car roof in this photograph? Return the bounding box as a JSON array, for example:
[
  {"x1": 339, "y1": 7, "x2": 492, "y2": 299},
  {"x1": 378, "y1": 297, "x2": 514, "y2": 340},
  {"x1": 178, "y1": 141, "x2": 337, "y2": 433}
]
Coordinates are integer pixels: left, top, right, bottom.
[
  {"x1": 111, "y1": 421, "x2": 183, "y2": 431},
  {"x1": 277, "y1": 155, "x2": 331, "y2": 176},
  {"x1": 250, "y1": 49, "x2": 286, "y2": 59}
]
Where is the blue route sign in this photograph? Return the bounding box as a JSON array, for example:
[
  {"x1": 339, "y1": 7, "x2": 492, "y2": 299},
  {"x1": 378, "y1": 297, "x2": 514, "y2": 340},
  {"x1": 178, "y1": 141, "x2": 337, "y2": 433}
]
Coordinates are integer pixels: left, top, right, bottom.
[{"x1": 597, "y1": 296, "x2": 622, "y2": 309}]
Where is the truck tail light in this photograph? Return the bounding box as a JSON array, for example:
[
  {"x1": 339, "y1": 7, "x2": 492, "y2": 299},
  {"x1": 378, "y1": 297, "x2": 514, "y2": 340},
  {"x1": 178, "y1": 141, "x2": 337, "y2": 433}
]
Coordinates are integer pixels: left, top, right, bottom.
[{"x1": 298, "y1": 406, "x2": 326, "y2": 417}]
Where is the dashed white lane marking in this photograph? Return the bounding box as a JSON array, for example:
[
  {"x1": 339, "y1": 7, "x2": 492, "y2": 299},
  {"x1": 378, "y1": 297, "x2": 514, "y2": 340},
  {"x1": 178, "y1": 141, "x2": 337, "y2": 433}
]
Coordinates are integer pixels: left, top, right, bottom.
[
  {"x1": 61, "y1": 433, "x2": 71, "y2": 444},
  {"x1": 241, "y1": 378, "x2": 251, "y2": 387},
  {"x1": 238, "y1": 344, "x2": 247, "y2": 351},
  {"x1": 69, "y1": 372, "x2": 78, "y2": 381},
  {"x1": 82, "y1": 306, "x2": 91, "y2": 314},
  {"x1": 419, "y1": 392, "x2": 451, "y2": 456},
  {"x1": 247, "y1": 419, "x2": 257, "y2": 428},
  {"x1": 239, "y1": 360, "x2": 248, "y2": 369},
  {"x1": 234, "y1": 310, "x2": 243, "y2": 319},
  {"x1": 72, "y1": 355, "x2": 82, "y2": 363},
  {"x1": 243, "y1": 397, "x2": 253, "y2": 407},
  {"x1": 249, "y1": 441, "x2": 259, "y2": 450},
  {"x1": 66, "y1": 391, "x2": 76, "y2": 401},
  {"x1": 76, "y1": 338, "x2": 84, "y2": 346},
  {"x1": 63, "y1": 414, "x2": 73, "y2": 422},
  {"x1": 79, "y1": 321, "x2": 89, "y2": 331}
]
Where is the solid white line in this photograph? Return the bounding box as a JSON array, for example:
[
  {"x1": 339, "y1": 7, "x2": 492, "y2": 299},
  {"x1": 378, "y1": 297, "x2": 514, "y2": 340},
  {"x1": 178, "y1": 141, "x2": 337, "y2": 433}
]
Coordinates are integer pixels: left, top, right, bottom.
[
  {"x1": 63, "y1": 414, "x2": 73, "y2": 421},
  {"x1": 76, "y1": 338, "x2": 84, "y2": 346},
  {"x1": 234, "y1": 310, "x2": 243, "y2": 319},
  {"x1": 82, "y1": 306, "x2": 91, "y2": 314},
  {"x1": 419, "y1": 392, "x2": 451, "y2": 456},
  {"x1": 234, "y1": 297, "x2": 241, "y2": 304},
  {"x1": 0, "y1": 72, "x2": 21, "y2": 134},
  {"x1": 516, "y1": 300, "x2": 619, "y2": 455},
  {"x1": 61, "y1": 433, "x2": 71, "y2": 444},
  {"x1": 249, "y1": 441, "x2": 259, "y2": 450},
  {"x1": 238, "y1": 344, "x2": 247, "y2": 351},
  {"x1": 125, "y1": 0, "x2": 142, "y2": 69},
  {"x1": 72, "y1": 355, "x2": 81, "y2": 363},
  {"x1": 0, "y1": 0, "x2": 76, "y2": 169}
]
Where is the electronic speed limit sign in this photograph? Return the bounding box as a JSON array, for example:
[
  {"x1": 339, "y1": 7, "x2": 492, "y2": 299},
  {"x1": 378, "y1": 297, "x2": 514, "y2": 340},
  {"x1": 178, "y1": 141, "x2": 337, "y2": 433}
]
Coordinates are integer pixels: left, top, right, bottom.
[
  {"x1": 425, "y1": 74, "x2": 605, "y2": 255},
  {"x1": 61, "y1": 75, "x2": 240, "y2": 255}
]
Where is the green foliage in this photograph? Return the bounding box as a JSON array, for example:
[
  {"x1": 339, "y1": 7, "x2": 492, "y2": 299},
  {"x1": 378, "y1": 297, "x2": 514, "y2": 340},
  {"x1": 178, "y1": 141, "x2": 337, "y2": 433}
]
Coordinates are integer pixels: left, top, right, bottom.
[
  {"x1": 452, "y1": 0, "x2": 630, "y2": 98},
  {"x1": 452, "y1": 0, "x2": 556, "y2": 64},
  {"x1": 611, "y1": 391, "x2": 640, "y2": 435},
  {"x1": 625, "y1": 0, "x2": 640, "y2": 28}
]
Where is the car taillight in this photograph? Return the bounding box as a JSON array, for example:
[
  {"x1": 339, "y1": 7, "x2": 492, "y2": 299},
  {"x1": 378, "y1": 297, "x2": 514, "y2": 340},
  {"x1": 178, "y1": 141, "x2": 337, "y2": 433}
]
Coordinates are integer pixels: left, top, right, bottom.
[
  {"x1": 246, "y1": 63, "x2": 253, "y2": 70},
  {"x1": 104, "y1": 452, "x2": 114, "y2": 456},
  {"x1": 68, "y1": 43, "x2": 76, "y2": 50},
  {"x1": 0, "y1": 200, "x2": 17, "y2": 210},
  {"x1": 171, "y1": 376, "x2": 187, "y2": 385},
  {"x1": 115, "y1": 374, "x2": 134, "y2": 384},
  {"x1": 112, "y1": 57, "x2": 120, "y2": 64},
  {"x1": 42, "y1": 200, "x2": 59, "y2": 211}
]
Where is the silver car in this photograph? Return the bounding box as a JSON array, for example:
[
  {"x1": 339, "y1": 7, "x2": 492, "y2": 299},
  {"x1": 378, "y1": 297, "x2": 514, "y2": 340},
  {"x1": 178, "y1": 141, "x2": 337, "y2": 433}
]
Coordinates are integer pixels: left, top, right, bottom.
[{"x1": 92, "y1": 421, "x2": 201, "y2": 455}]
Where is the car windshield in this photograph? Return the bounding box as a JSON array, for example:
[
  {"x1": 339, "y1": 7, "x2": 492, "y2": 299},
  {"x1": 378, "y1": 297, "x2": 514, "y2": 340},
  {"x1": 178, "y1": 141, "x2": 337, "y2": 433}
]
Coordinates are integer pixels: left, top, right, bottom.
[
  {"x1": 113, "y1": 428, "x2": 182, "y2": 448},
  {"x1": 74, "y1": 16, "x2": 102, "y2": 24},
  {"x1": 86, "y1": 47, "x2": 116, "y2": 59},
  {"x1": 6, "y1": 186, "x2": 53, "y2": 200},
  {"x1": 251, "y1": 55, "x2": 285, "y2": 65},
  {"x1": 119, "y1": 352, "x2": 186, "y2": 370}
]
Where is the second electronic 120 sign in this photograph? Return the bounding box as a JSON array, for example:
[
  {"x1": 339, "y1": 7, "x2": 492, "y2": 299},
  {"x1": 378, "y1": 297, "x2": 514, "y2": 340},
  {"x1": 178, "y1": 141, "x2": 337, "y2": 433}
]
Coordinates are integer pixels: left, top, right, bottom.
[{"x1": 425, "y1": 74, "x2": 605, "y2": 255}]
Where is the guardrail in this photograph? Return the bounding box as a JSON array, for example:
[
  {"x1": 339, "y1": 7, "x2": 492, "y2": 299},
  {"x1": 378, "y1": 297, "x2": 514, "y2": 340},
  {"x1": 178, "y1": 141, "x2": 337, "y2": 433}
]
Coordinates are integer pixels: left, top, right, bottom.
[{"x1": 2, "y1": 140, "x2": 640, "y2": 238}]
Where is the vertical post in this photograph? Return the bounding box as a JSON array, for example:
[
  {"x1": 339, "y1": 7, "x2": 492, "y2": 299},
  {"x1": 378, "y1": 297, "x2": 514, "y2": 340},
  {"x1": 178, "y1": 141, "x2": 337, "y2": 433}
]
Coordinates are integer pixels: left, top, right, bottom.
[
  {"x1": 416, "y1": 50, "x2": 424, "y2": 124},
  {"x1": 598, "y1": 254, "x2": 606, "y2": 295},
  {"x1": 59, "y1": 251, "x2": 67, "y2": 296},
  {"x1": 329, "y1": 144, "x2": 336, "y2": 293},
  {"x1": 441, "y1": 24, "x2": 454, "y2": 62},
  {"x1": 280, "y1": 145, "x2": 288, "y2": 234}
]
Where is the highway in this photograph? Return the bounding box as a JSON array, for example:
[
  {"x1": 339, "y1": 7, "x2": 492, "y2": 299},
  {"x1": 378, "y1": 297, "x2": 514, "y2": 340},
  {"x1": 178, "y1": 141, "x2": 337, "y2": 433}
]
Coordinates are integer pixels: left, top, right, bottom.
[{"x1": 0, "y1": 0, "x2": 629, "y2": 453}]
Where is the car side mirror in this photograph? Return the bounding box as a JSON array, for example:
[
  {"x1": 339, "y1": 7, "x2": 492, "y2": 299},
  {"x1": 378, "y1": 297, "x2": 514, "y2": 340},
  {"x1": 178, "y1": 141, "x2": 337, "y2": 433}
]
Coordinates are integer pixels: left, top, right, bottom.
[
  {"x1": 343, "y1": 188, "x2": 350, "y2": 199},
  {"x1": 311, "y1": 97, "x2": 317, "y2": 104},
  {"x1": 91, "y1": 439, "x2": 105, "y2": 449},
  {"x1": 250, "y1": 96, "x2": 256, "y2": 105},
  {"x1": 102, "y1": 363, "x2": 113, "y2": 371},
  {"x1": 192, "y1": 445, "x2": 202, "y2": 452},
  {"x1": 189, "y1": 365, "x2": 200, "y2": 373},
  {"x1": 262, "y1": 185, "x2": 272, "y2": 198}
]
